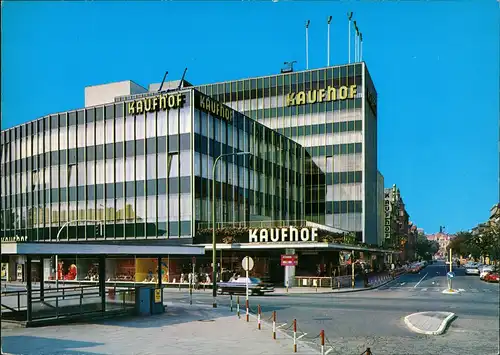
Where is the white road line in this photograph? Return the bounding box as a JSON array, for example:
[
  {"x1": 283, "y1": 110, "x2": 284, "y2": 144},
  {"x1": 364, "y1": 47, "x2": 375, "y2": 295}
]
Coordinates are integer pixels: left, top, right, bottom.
[
  {"x1": 414, "y1": 273, "x2": 428, "y2": 288},
  {"x1": 420, "y1": 288, "x2": 428, "y2": 292}
]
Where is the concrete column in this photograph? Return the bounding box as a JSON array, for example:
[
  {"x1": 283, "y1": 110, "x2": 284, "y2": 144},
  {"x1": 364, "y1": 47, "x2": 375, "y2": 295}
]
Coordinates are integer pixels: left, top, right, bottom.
[
  {"x1": 157, "y1": 256, "x2": 163, "y2": 303},
  {"x1": 284, "y1": 249, "x2": 295, "y2": 288},
  {"x1": 99, "y1": 256, "x2": 106, "y2": 313},
  {"x1": 39, "y1": 258, "x2": 44, "y2": 301},
  {"x1": 26, "y1": 256, "x2": 32, "y2": 322}
]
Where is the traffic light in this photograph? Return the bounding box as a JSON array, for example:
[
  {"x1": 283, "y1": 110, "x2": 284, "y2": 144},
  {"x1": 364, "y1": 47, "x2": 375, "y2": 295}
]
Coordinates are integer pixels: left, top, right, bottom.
[{"x1": 95, "y1": 224, "x2": 101, "y2": 237}]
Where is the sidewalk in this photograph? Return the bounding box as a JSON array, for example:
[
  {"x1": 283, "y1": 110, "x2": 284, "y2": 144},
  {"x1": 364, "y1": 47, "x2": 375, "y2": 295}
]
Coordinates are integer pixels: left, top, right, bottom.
[
  {"x1": 1, "y1": 303, "x2": 309, "y2": 355},
  {"x1": 274, "y1": 271, "x2": 401, "y2": 294}
]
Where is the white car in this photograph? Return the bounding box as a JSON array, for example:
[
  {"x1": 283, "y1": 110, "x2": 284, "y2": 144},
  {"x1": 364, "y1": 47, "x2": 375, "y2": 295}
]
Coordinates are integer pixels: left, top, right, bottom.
[
  {"x1": 480, "y1": 266, "x2": 494, "y2": 279},
  {"x1": 465, "y1": 263, "x2": 480, "y2": 275}
]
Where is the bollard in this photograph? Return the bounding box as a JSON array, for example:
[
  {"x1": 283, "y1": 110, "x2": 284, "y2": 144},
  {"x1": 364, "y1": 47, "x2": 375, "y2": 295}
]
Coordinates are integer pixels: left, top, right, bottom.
[
  {"x1": 246, "y1": 299, "x2": 249, "y2": 322},
  {"x1": 258, "y1": 305, "x2": 262, "y2": 330},
  {"x1": 272, "y1": 311, "x2": 277, "y2": 340},
  {"x1": 293, "y1": 319, "x2": 297, "y2": 352},
  {"x1": 366, "y1": 347, "x2": 372, "y2": 355},
  {"x1": 237, "y1": 295, "x2": 240, "y2": 319},
  {"x1": 320, "y1": 329, "x2": 325, "y2": 355},
  {"x1": 230, "y1": 294, "x2": 233, "y2": 312}
]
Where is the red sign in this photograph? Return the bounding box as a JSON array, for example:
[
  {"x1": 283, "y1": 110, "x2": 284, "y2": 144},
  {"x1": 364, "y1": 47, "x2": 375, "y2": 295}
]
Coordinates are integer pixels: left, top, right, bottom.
[{"x1": 281, "y1": 255, "x2": 298, "y2": 267}]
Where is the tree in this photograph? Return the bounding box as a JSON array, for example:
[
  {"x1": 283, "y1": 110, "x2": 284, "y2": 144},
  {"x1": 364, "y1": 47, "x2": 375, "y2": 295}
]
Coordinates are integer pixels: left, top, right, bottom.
[
  {"x1": 470, "y1": 220, "x2": 500, "y2": 261},
  {"x1": 448, "y1": 231, "x2": 479, "y2": 259},
  {"x1": 415, "y1": 233, "x2": 438, "y2": 261}
]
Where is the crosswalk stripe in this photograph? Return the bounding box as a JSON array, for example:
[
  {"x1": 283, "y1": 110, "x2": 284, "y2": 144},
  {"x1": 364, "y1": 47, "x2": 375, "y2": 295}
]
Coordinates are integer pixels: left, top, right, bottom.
[{"x1": 420, "y1": 288, "x2": 428, "y2": 291}]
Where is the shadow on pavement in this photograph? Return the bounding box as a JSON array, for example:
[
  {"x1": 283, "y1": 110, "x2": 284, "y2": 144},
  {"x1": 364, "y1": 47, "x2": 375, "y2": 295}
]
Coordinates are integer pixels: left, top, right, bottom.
[
  {"x1": 2, "y1": 335, "x2": 105, "y2": 355},
  {"x1": 94, "y1": 303, "x2": 290, "y2": 329}
]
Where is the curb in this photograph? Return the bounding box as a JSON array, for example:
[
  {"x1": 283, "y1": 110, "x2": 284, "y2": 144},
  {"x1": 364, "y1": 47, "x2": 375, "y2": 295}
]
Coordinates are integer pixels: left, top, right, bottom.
[{"x1": 403, "y1": 312, "x2": 456, "y2": 335}]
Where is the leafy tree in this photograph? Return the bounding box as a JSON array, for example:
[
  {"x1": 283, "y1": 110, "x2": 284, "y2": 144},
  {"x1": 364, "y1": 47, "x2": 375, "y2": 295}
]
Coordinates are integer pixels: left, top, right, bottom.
[
  {"x1": 448, "y1": 231, "x2": 480, "y2": 259},
  {"x1": 415, "y1": 233, "x2": 438, "y2": 261}
]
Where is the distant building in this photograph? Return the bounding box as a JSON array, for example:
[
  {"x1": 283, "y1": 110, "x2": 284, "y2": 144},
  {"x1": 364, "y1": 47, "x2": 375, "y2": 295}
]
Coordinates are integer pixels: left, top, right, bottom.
[{"x1": 426, "y1": 232, "x2": 455, "y2": 257}]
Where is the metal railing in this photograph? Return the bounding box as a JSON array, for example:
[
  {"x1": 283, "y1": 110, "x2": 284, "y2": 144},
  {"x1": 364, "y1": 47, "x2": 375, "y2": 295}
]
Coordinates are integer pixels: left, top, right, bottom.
[{"x1": 1, "y1": 284, "x2": 136, "y2": 321}]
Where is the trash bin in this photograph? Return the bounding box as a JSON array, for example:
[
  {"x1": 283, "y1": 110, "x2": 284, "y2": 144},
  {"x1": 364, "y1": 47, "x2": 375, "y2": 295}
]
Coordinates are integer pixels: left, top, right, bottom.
[
  {"x1": 135, "y1": 286, "x2": 151, "y2": 316},
  {"x1": 150, "y1": 287, "x2": 165, "y2": 315}
]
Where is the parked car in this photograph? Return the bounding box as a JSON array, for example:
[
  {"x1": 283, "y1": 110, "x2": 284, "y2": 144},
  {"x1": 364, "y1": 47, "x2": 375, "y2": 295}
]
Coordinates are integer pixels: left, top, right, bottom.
[
  {"x1": 479, "y1": 265, "x2": 494, "y2": 279},
  {"x1": 465, "y1": 263, "x2": 480, "y2": 275},
  {"x1": 217, "y1": 277, "x2": 274, "y2": 296},
  {"x1": 483, "y1": 272, "x2": 499, "y2": 283}
]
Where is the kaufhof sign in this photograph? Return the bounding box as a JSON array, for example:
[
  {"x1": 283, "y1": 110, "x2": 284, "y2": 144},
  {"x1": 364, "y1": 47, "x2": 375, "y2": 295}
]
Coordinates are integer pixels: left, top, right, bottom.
[
  {"x1": 128, "y1": 93, "x2": 186, "y2": 115},
  {"x1": 384, "y1": 192, "x2": 392, "y2": 239},
  {"x1": 1, "y1": 235, "x2": 28, "y2": 242},
  {"x1": 249, "y1": 227, "x2": 318, "y2": 243},
  {"x1": 285, "y1": 85, "x2": 357, "y2": 106}
]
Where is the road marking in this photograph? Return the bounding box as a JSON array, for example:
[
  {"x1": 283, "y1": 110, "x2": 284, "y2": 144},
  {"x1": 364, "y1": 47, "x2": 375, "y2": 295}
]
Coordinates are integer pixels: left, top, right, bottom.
[
  {"x1": 458, "y1": 288, "x2": 465, "y2": 292},
  {"x1": 470, "y1": 289, "x2": 478, "y2": 293},
  {"x1": 420, "y1": 288, "x2": 428, "y2": 292},
  {"x1": 414, "y1": 273, "x2": 428, "y2": 288},
  {"x1": 400, "y1": 282, "x2": 406, "y2": 286}
]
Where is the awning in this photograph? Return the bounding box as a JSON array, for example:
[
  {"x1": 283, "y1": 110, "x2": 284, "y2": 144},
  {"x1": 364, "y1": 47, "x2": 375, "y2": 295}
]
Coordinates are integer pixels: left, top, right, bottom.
[
  {"x1": 201, "y1": 242, "x2": 395, "y2": 253},
  {"x1": 0, "y1": 242, "x2": 205, "y2": 256}
]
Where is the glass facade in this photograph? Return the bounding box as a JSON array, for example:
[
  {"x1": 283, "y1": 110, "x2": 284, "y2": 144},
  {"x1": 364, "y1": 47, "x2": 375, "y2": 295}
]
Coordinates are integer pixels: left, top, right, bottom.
[
  {"x1": 0, "y1": 89, "x2": 312, "y2": 242},
  {"x1": 195, "y1": 63, "x2": 376, "y2": 243}
]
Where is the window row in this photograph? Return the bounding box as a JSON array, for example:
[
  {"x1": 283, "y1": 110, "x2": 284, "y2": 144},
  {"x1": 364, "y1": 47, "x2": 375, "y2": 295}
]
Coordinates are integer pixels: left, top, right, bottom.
[
  {"x1": 305, "y1": 200, "x2": 363, "y2": 214},
  {"x1": 275, "y1": 120, "x2": 362, "y2": 137},
  {"x1": 1, "y1": 134, "x2": 190, "y2": 171},
  {"x1": 1, "y1": 177, "x2": 191, "y2": 206},
  {"x1": 0, "y1": 221, "x2": 191, "y2": 239},
  {"x1": 197, "y1": 64, "x2": 362, "y2": 97},
  {"x1": 1, "y1": 129, "x2": 192, "y2": 164},
  {"x1": 1, "y1": 194, "x2": 192, "y2": 228},
  {"x1": 194, "y1": 176, "x2": 303, "y2": 205},
  {"x1": 1, "y1": 153, "x2": 189, "y2": 194},
  {"x1": 243, "y1": 98, "x2": 362, "y2": 121},
  {"x1": 0, "y1": 102, "x2": 191, "y2": 143}
]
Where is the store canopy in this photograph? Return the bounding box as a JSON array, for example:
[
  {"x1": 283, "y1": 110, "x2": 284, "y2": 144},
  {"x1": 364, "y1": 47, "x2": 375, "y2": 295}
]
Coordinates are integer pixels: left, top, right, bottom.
[
  {"x1": 202, "y1": 242, "x2": 395, "y2": 254},
  {"x1": 0, "y1": 242, "x2": 205, "y2": 256}
]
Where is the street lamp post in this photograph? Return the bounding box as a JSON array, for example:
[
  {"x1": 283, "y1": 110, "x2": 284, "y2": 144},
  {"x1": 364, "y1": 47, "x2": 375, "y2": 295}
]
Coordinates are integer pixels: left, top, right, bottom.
[
  {"x1": 55, "y1": 219, "x2": 103, "y2": 290},
  {"x1": 212, "y1": 152, "x2": 251, "y2": 308}
]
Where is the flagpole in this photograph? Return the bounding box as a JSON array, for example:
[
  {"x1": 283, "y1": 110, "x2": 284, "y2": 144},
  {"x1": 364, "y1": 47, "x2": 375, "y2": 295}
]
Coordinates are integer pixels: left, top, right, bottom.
[
  {"x1": 306, "y1": 20, "x2": 310, "y2": 70},
  {"x1": 360, "y1": 33, "x2": 363, "y2": 62},
  {"x1": 327, "y1": 16, "x2": 332, "y2": 66},
  {"x1": 347, "y1": 12, "x2": 353, "y2": 63},
  {"x1": 353, "y1": 20, "x2": 358, "y2": 62}
]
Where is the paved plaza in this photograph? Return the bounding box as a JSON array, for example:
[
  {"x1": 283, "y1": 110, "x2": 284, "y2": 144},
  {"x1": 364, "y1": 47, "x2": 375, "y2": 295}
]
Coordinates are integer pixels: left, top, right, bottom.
[{"x1": 1, "y1": 304, "x2": 313, "y2": 355}]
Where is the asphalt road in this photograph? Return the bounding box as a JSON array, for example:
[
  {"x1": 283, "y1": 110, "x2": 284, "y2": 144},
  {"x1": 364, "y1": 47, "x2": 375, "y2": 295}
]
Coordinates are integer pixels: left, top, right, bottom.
[{"x1": 164, "y1": 261, "x2": 499, "y2": 355}]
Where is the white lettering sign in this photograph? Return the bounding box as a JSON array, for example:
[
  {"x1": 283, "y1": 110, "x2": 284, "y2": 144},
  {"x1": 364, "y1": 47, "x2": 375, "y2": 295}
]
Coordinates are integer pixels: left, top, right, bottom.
[
  {"x1": 1, "y1": 235, "x2": 28, "y2": 242},
  {"x1": 384, "y1": 191, "x2": 392, "y2": 239},
  {"x1": 249, "y1": 227, "x2": 318, "y2": 243}
]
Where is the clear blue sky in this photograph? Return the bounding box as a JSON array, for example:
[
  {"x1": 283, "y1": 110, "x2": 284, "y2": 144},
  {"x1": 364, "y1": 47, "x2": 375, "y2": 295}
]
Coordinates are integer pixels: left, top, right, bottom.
[{"x1": 2, "y1": 1, "x2": 498, "y2": 234}]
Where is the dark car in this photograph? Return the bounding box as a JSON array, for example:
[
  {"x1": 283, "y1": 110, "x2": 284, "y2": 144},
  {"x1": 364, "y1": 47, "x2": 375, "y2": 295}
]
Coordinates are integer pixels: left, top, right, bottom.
[{"x1": 217, "y1": 277, "x2": 274, "y2": 296}]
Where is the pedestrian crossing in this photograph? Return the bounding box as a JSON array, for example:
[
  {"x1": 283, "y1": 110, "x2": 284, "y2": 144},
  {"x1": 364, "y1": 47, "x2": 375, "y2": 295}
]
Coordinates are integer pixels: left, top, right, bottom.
[{"x1": 376, "y1": 286, "x2": 499, "y2": 293}]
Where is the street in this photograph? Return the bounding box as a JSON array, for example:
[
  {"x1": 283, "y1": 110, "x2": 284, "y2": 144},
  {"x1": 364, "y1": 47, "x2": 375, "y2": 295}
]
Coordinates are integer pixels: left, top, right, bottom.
[{"x1": 163, "y1": 261, "x2": 499, "y2": 355}]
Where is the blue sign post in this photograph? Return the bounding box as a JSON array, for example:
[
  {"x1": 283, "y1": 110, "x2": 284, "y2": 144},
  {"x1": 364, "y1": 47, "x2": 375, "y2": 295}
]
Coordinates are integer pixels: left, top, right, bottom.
[{"x1": 447, "y1": 272, "x2": 455, "y2": 291}]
